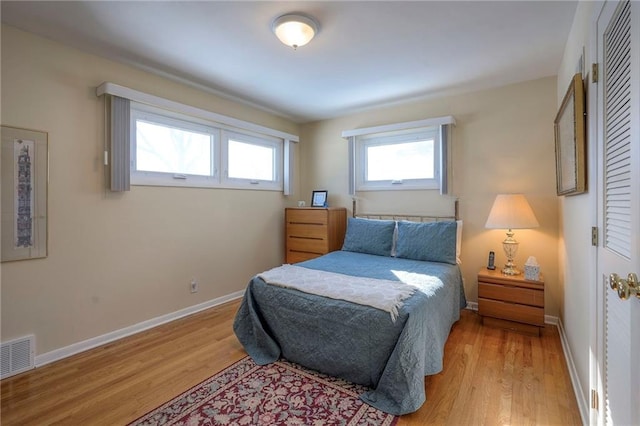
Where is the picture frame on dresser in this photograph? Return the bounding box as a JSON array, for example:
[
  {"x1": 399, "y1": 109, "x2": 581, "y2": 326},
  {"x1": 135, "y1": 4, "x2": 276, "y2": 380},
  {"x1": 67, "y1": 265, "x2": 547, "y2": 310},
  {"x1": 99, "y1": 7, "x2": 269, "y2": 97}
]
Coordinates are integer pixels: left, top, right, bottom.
[
  {"x1": 311, "y1": 190, "x2": 328, "y2": 207},
  {"x1": 554, "y1": 72, "x2": 586, "y2": 196}
]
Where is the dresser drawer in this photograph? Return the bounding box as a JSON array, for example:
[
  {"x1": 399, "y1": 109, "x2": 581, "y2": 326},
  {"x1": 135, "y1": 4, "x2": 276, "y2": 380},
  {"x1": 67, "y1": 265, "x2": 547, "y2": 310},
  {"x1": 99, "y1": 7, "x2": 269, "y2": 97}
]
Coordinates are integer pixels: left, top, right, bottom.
[
  {"x1": 286, "y1": 250, "x2": 321, "y2": 264},
  {"x1": 478, "y1": 282, "x2": 544, "y2": 307},
  {"x1": 286, "y1": 236, "x2": 328, "y2": 254},
  {"x1": 286, "y1": 209, "x2": 328, "y2": 225},
  {"x1": 479, "y1": 298, "x2": 544, "y2": 326},
  {"x1": 286, "y1": 223, "x2": 328, "y2": 239}
]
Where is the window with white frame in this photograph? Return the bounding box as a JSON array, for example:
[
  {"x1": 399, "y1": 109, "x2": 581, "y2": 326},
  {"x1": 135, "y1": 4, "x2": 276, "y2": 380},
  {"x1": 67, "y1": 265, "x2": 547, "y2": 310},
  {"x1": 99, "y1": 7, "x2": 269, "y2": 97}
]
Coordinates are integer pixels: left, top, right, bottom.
[
  {"x1": 130, "y1": 102, "x2": 283, "y2": 190},
  {"x1": 343, "y1": 116, "x2": 455, "y2": 195},
  {"x1": 355, "y1": 127, "x2": 440, "y2": 191},
  {"x1": 222, "y1": 130, "x2": 282, "y2": 189}
]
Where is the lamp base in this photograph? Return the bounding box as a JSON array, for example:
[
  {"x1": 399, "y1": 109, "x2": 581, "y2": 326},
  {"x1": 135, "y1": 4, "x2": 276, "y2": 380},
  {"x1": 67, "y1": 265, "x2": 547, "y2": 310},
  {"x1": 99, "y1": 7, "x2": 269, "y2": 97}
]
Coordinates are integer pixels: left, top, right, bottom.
[
  {"x1": 502, "y1": 264, "x2": 521, "y2": 276},
  {"x1": 502, "y1": 230, "x2": 520, "y2": 275}
]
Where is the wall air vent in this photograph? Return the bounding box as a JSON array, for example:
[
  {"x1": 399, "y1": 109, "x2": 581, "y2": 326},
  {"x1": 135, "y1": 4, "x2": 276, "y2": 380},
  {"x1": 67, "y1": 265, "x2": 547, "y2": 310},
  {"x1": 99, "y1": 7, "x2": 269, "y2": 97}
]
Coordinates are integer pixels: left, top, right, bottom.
[{"x1": 1, "y1": 335, "x2": 35, "y2": 379}]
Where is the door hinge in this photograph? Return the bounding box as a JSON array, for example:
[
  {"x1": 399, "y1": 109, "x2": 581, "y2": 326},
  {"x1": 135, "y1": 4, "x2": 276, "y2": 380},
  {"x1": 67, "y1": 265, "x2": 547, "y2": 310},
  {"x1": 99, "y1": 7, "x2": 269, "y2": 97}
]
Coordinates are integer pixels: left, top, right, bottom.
[
  {"x1": 591, "y1": 389, "x2": 599, "y2": 410},
  {"x1": 592, "y1": 227, "x2": 599, "y2": 246},
  {"x1": 592, "y1": 63, "x2": 599, "y2": 83}
]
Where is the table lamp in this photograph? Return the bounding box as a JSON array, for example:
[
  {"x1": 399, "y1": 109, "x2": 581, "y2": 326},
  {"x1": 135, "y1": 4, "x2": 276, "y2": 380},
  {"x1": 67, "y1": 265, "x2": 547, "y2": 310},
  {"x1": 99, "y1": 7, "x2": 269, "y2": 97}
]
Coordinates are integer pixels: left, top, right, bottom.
[{"x1": 485, "y1": 194, "x2": 539, "y2": 275}]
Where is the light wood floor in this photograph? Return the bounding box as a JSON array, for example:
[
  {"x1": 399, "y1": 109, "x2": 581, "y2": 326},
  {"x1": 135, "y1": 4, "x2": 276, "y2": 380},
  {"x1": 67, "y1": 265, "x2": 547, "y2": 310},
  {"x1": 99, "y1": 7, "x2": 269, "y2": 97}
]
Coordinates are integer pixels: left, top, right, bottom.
[{"x1": 1, "y1": 299, "x2": 582, "y2": 425}]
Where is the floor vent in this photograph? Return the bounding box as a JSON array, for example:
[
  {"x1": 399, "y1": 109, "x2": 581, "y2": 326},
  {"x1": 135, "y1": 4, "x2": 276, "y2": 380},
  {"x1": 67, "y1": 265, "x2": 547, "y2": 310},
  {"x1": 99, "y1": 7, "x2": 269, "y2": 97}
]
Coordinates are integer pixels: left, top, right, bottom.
[{"x1": 1, "y1": 335, "x2": 35, "y2": 379}]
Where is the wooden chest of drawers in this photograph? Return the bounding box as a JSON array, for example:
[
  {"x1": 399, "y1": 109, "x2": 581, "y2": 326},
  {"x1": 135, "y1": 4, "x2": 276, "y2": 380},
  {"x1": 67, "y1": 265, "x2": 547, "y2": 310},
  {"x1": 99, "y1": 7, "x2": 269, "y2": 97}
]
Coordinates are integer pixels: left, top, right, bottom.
[
  {"x1": 478, "y1": 268, "x2": 545, "y2": 336},
  {"x1": 285, "y1": 207, "x2": 347, "y2": 264}
]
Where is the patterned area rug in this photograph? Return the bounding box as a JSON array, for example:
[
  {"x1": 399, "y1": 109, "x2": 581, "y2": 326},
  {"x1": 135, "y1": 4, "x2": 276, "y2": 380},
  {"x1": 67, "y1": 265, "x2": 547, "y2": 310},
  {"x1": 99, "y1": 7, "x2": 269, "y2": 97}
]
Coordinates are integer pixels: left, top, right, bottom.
[{"x1": 129, "y1": 356, "x2": 399, "y2": 426}]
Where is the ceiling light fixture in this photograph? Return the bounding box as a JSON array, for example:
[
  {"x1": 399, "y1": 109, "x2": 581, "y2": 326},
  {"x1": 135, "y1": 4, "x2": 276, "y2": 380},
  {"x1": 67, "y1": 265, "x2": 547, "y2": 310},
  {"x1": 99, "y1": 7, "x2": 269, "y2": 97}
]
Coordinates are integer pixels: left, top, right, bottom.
[{"x1": 272, "y1": 13, "x2": 319, "y2": 50}]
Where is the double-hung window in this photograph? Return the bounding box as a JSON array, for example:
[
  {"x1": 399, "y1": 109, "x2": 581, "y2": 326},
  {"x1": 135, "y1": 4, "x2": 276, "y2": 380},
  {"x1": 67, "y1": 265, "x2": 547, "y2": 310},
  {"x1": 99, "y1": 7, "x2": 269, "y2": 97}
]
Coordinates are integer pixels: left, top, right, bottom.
[
  {"x1": 130, "y1": 102, "x2": 283, "y2": 190},
  {"x1": 356, "y1": 127, "x2": 440, "y2": 191}
]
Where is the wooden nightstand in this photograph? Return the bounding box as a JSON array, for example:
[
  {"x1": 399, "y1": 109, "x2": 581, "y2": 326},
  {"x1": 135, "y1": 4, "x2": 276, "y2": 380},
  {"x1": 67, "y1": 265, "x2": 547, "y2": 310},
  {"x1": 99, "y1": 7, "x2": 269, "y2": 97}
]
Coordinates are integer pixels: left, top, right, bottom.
[{"x1": 477, "y1": 268, "x2": 545, "y2": 336}]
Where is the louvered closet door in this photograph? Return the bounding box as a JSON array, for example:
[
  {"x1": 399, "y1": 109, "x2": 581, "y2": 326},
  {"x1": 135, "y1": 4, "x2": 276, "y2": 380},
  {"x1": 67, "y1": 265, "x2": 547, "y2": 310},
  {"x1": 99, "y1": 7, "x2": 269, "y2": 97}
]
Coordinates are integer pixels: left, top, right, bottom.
[{"x1": 596, "y1": 0, "x2": 639, "y2": 424}]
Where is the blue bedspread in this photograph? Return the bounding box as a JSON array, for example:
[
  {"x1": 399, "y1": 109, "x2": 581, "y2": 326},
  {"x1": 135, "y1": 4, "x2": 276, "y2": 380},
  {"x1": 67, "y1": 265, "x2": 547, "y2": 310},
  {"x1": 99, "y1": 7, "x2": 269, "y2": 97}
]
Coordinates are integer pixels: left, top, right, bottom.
[{"x1": 233, "y1": 250, "x2": 466, "y2": 415}]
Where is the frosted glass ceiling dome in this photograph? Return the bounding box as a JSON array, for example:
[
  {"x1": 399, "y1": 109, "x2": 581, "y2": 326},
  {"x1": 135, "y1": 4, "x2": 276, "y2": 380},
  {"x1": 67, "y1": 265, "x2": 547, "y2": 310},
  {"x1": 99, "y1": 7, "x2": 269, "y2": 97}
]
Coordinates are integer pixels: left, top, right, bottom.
[{"x1": 272, "y1": 13, "x2": 319, "y2": 49}]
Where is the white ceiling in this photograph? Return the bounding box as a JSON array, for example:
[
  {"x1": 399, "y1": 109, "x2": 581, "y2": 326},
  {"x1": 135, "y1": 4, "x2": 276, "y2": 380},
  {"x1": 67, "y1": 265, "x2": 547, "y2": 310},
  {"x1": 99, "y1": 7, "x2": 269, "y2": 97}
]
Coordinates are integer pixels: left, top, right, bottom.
[{"x1": 1, "y1": 1, "x2": 578, "y2": 123}]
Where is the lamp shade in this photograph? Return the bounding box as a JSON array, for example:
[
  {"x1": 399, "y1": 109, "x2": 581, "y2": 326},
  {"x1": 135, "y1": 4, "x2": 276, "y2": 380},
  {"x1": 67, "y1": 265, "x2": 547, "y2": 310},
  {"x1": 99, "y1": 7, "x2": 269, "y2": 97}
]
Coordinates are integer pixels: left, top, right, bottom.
[
  {"x1": 272, "y1": 14, "x2": 319, "y2": 49},
  {"x1": 485, "y1": 194, "x2": 539, "y2": 230}
]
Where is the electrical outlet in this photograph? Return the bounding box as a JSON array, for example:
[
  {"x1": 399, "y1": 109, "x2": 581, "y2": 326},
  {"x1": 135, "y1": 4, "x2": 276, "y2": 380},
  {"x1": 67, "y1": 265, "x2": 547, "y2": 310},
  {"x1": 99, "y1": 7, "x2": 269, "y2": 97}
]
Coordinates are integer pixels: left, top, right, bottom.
[{"x1": 190, "y1": 279, "x2": 198, "y2": 293}]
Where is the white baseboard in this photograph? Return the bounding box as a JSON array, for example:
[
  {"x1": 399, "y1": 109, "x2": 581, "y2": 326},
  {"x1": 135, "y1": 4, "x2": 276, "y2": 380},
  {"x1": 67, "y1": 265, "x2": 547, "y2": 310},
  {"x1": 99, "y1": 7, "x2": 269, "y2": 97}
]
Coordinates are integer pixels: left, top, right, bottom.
[
  {"x1": 556, "y1": 317, "x2": 589, "y2": 425},
  {"x1": 35, "y1": 290, "x2": 244, "y2": 367},
  {"x1": 466, "y1": 301, "x2": 478, "y2": 310}
]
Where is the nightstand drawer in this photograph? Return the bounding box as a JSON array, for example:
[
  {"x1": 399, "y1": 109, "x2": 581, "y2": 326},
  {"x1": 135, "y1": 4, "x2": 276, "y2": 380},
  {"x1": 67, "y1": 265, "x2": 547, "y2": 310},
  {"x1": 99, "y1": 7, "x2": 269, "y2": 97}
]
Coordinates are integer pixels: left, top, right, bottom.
[
  {"x1": 478, "y1": 298, "x2": 544, "y2": 326},
  {"x1": 478, "y1": 282, "x2": 544, "y2": 307}
]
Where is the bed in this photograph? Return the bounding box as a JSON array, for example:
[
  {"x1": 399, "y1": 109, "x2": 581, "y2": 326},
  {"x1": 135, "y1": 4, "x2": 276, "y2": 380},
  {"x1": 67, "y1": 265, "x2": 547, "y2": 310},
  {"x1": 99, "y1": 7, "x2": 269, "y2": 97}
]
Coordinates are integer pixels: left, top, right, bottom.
[{"x1": 233, "y1": 209, "x2": 466, "y2": 415}]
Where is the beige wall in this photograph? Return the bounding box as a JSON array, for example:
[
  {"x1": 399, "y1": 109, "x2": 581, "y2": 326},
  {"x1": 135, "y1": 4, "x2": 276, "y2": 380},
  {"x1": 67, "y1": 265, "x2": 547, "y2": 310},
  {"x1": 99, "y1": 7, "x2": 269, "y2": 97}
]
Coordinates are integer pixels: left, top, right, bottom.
[
  {"x1": 1, "y1": 22, "x2": 570, "y2": 367},
  {"x1": 299, "y1": 77, "x2": 561, "y2": 313},
  {"x1": 0, "y1": 25, "x2": 301, "y2": 356},
  {"x1": 556, "y1": 0, "x2": 598, "y2": 412}
]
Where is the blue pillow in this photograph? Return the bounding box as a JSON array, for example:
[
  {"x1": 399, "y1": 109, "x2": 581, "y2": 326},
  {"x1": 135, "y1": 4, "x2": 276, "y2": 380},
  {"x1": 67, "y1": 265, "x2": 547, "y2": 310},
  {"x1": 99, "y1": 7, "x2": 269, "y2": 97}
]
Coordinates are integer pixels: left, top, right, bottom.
[
  {"x1": 395, "y1": 220, "x2": 458, "y2": 264},
  {"x1": 341, "y1": 217, "x2": 395, "y2": 257}
]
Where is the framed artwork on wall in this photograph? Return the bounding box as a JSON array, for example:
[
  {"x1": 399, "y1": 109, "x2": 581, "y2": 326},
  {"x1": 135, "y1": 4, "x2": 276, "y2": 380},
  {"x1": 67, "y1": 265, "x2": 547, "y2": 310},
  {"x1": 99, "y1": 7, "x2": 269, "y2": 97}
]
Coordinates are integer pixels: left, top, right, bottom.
[
  {"x1": 311, "y1": 190, "x2": 328, "y2": 207},
  {"x1": 554, "y1": 73, "x2": 586, "y2": 196},
  {"x1": 1, "y1": 125, "x2": 48, "y2": 262}
]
